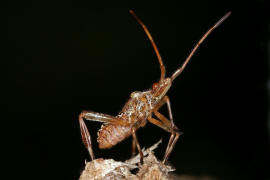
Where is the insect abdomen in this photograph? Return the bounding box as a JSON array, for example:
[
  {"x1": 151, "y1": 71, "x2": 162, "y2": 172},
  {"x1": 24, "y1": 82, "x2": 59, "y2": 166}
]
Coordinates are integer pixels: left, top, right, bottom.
[{"x1": 97, "y1": 124, "x2": 132, "y2": 149}]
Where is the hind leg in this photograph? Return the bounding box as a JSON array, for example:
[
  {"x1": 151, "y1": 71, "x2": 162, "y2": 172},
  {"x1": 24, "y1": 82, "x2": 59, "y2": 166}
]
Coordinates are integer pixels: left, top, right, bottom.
[{"x1": 79, "y1": 112, "x2": 95, "y2": 160}]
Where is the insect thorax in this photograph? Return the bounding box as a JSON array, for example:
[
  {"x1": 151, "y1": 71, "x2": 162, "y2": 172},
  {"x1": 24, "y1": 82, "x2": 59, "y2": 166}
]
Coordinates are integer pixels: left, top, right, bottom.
[{"x1": 117, "y1": 90, "x2": 157, "y2": 123}]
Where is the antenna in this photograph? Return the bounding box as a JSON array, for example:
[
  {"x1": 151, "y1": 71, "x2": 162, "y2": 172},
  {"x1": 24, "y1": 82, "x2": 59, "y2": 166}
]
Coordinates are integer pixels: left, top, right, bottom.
[
  {"x1": 171, "y1": 12, "x2": 231, "y2": 81},
  {"x1": 130, "y1": 10, "x2": 166, "y2": 80}
]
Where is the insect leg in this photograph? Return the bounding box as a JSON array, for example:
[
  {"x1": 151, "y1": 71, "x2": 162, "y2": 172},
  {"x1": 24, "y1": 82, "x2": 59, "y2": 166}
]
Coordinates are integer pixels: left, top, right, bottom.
[
  {"x1": 81, "y1": 111, "x2": 130, "y2": 126},
  {"x1": 147, "y1": 115, "x2": 181, "y2": 163},
  {"x1": 132, "y1": 138, "x2": 136, "y2": 157},
  {"x1": 147, "y1": 116, "x2": 171, "y2": 132},
  {"x1": 152, "y1": 96, "x2": 182, "y2": 163},
  {"x1": 154, "y1": 99, "x2": 178, "y2": 160},
  {"x1": 163, "y1": 96, "x2": 176, "y2": 128},
  {"x1": 131, "y1": 127, "x2": 144, "y2": 164},
  {"x1": 79, "y1": 112, "x2": 95, "y2": 160},
  {"x1": 153, "y1": 96, "x2": 176, "y2": 128}
]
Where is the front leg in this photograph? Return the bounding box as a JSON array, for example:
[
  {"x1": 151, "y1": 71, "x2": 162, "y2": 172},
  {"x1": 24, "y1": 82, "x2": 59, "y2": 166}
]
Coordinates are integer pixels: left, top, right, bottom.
[
  {"x1": 152, "y1": 96, "x2": 182, "y2": 163},
  {"x1": 78, "y1": 111, "x2": 130, "y2": 160},
  {"x1": 148, "y1": 114, "x2": 181, "y2": 163}
]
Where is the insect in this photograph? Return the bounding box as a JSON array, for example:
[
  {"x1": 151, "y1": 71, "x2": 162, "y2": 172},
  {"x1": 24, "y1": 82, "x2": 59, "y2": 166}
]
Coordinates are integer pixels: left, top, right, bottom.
[{"x1": 78, "y1": 10, "x2": 231, "y2": 164}]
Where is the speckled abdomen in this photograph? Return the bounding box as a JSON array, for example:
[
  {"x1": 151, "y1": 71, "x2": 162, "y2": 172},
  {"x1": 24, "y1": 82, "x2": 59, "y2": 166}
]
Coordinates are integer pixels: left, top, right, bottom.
[{"x1": 97, "y1": 124, "x2": 133, "y2": 149}]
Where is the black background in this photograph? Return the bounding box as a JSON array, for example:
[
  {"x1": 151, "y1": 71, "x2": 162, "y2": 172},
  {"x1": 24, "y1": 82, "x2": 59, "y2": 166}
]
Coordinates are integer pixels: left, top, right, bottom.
[{"x1": 7, "y1": 0, "x2": 269, "y2": 180}]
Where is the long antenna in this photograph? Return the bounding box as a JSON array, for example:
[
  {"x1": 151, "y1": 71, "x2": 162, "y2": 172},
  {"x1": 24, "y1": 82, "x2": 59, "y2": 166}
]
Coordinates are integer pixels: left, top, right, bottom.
[
  {"x1": 171, "y1": 12, "x2": 231, "y2": 81},
  {"x1": 130, "y1": 10, "x2": 166, "y2": 80}
]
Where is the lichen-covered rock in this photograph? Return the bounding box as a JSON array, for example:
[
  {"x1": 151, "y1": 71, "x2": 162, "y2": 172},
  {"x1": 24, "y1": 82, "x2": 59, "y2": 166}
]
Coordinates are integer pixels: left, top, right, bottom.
[
  {"x1": 79, "y1": 158, "x2": 137, "y2": 180},
  {"x1": 136, "y1": 152, "x2": 175, "y2": 180},
  {"x1": 79, "y1": 140, "x2": 174, "y2": 180}
]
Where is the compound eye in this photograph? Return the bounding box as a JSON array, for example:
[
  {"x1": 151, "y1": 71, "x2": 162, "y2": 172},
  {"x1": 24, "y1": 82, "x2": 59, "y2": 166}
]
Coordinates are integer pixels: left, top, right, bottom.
[{"x1": 152, "y1": 82, "x2": 159, "y2": 90}]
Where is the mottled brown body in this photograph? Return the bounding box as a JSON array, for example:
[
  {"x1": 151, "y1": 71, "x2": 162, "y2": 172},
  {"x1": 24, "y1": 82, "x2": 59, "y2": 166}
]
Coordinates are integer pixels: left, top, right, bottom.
[
  {"x1": 78, "y1": 10, "x2": 231, "y2": 163},
  {"x1": 97, "y1": 91, "x2": 154, "y2": 149}
]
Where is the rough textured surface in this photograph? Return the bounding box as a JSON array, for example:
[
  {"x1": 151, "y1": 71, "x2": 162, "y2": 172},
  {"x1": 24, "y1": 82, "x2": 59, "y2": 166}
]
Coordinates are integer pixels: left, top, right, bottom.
[
  {"x1": 79, "y1": 141, "x2": 218, "y2": 180},
  {"x1": 135, "y1": 151, "x2": 175, "y2": 180},
  {"x1": 79, "y1": 158, "x2": 137, "y2": 180},
  {"x1": 79, "y1": 140, "x2": 175, "y2": 180}
]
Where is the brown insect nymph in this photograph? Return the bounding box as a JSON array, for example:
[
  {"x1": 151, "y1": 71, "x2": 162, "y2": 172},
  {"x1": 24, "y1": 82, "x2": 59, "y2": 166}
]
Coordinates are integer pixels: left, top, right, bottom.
[{"x1": 78, "y1": 10, "x2": 231, "y2": 164}]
